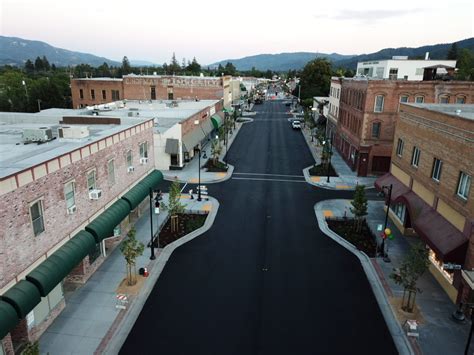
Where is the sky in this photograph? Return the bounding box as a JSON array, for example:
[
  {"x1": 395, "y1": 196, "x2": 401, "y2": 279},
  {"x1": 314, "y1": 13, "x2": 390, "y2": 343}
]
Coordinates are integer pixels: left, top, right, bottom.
[{"x1": 1, "y1": 0, "x2": 473, "y2": 65}]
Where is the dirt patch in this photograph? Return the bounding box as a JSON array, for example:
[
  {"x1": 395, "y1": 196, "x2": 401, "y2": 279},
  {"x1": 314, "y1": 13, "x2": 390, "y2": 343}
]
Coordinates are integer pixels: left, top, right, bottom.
[
  {"x1": 389, "y1": 296, "x2": 425, "y2": 325},
  {"x1": 309, "y1": 163, "x2": 338, "y2": 177},
  {"x1": 116, "y1": 275, "x2": 147, "y2": 295},
  {"x1": 152, "y1": 213, "x2": 207, "y2": 248},
  {"x1": 326, "y1": 218, "x2": 377, "y2": 257},
  {"x1": 203, "y1": 158, "x2": 228, "y2": 172}
]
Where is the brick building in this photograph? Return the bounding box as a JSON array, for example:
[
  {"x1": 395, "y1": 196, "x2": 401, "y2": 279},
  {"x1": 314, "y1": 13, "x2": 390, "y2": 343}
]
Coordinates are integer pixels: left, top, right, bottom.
[
  {"x1": 0, "y1": 112, "x2": 164, "y2": 353},
  {"x1": 375, "y1": 104, "x2": 474, "y2": 303},
  {"x1": 71, "y1": 75, "x2": 232, "y2": 109},
  {"x1": 335, "y1": 79, "x2": 473, "y2": 176}
]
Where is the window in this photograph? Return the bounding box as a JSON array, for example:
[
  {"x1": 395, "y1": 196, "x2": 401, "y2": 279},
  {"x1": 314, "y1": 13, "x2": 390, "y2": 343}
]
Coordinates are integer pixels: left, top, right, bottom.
[
  {"x1": 389, "y1": 68, "x2": 398, "y2": 80},
  {"x1": 372, "y1": 122, "x2": 381, "y2": 138},
  {"x1": 411, "y1": 146, "x2": 421, "y2": 167},
  {"x1": 126, "y1": 150, "x2": 133, "y2": 167},
  {"x1": 374, "y1": 95, "x2": 384, "y2": 112},
  {"x1": 431, "y1": 158, "x2": 443, "y2": 181},
  {"x1": 79, "y1": 89, "x2": 84, "y2": 100},
  {"x1": 457, "y1": 172, "x2": 471, "y2": 199},
  {"x1": 391, "y1": 203, "x2": 406, "y2": 222},
  {"x1": 112, "y1": 90, "x2": 120, "y2": 101},
  {"x1": 30, "y1": 200, "x2": 45, "y2": 236},
  {"x1": 87, "y1": 170, "x2": 96, "y2": 191},
  {"x1": 139, "y1": 142, "x2": 148, "y2": 158},
  {"x1": 456, "y1": 96, "x2": 466, "y2": 104},
  {"x1": 64, "y1": 181, "x2": 76, "y2": 209},
  {"x1": 102, "y1": 90, "x2": 107, "y2": 100},
  {"x1": 90, "y1": 89, "x2": 95, "y2": 100},
  {"x1": 415, "y1": 96, "x2": 424, "y2": 103},
  {"x1": 400, "y1": 95, "x2": 409, "y2": 103},
  {"x1": 439, "y1": 95, "x2": 449, "y2": 104},
  {"x1": 396, "y1": 138, "x2": 404, "y2": 156},
  {"x1": 150, "y1": 86, "x2": 156, "y2": 100},
  {"x1": 107, "y1": 159, "x2": 115, "y2": 185}
]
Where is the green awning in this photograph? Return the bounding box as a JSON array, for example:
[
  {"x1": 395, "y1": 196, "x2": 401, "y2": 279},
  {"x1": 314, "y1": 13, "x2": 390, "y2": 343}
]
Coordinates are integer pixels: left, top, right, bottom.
[
  {"x1": 26, "y1": 231, "x2": 96, "y2": 296},
  {"x1": 1, "y1": 280, "x2": 41, "y2": 318},
  {"x1": 121, "y1": 170, "x2": 164, "y2": 210},
  {"x1": 0, "y1": 300, "x2": 19, "y2": 339},
  {"x1": 211, "y1": 115, "x2": 223, "y2": 129},
  {"x1": 138, "y1": 170, "x2": 164, "y2": 192},
  {"x1": 86, "y1": 199, "x2": 130, "y2": 243}
]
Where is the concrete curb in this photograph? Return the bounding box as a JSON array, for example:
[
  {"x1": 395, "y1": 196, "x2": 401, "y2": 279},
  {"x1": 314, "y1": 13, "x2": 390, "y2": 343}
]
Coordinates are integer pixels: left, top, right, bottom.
[
  {"x1": 103, "y1": 197, "x2": 220, "y2": 354},
  {"x1": 163, "y1": 164, "x2": 235, "y2": 185},
  {"x1": 314, "y1": 201, "x2": 414, "y2": 355},
  {"x1": 302, "y1": 166, "x2": 354, "y2": 191}
]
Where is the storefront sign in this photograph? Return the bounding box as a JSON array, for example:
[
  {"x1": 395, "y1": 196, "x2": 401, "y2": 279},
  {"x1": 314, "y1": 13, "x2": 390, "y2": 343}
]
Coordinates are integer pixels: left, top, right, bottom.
[{"x1": 443, "y1": 263, "x2": 462, "y2": 270}]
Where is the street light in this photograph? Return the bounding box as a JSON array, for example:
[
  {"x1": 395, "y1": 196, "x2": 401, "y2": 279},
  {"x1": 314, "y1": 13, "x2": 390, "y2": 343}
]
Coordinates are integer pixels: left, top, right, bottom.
[
  {"x1": 322, "y1": 139, "x2": 333, "y2": 183},
  {"x1": 149, "y1": 188, "x2": 156, "y2": 260},
  {"x1": 380, "y1": 184, "x2": 393, "y2": 263},
  {"x1": 194, "y1": 119, "x2": 203, "y2": 202}
]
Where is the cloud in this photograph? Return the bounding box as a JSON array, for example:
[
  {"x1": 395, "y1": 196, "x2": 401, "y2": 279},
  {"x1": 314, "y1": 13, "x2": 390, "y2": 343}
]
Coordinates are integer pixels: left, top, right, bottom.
[{"x1": 314, "y1": 9, "x2": 422, "y2": 23}]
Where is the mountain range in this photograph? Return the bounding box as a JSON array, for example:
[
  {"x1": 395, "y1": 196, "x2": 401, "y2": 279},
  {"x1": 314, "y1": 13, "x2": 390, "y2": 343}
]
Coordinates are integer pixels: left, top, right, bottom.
[{"x1": 1, "y1": 35, "x2": 473, "y2": 71}]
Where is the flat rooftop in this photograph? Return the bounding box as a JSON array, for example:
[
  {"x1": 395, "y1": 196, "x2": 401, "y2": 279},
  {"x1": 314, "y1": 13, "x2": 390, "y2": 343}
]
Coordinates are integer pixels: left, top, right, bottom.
[
  {"x1": 71, "y1": 77, "x2": 123, "y2": 81},
  {"x1": 404, "y1": 103, "x2": 474, "y2": 121},
  {"x1": 0, "y1": 112, "x2": 149, "y2": 179}
]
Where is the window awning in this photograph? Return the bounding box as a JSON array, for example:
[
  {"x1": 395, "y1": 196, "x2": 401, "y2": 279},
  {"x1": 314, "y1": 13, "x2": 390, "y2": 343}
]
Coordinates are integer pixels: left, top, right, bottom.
[
  {"x1": 26, "y1": 231, "x2": 96, "y2": 296},
  {"x1": 182, "y1": 126, "x2": 206, "y2": 152},
  {"x1": 165, "y1": 138, "x2": 179, "y2": 155},
  {"x1": 0, "y1": 300, "x2": 19, "y2": 339},
  {"x1": 211, "y1": 114, "x2": 223, "y2": 129},
  {"x1": 1, "y1": 280, "x2": 41, "y2": 318},
  {"x1": 374, "y1": 173, "x2": 410, "y2": 202},
  {"x1": 201, "y1": 118, "x2": 214, "y2": 136},
  {"x1": 414, "y1": 208, "x2": 468, "y2": 264},
  {"x1": 85, "y1": 199, "x2": 131, "y2": 243},
  {"x1": 121, "y1": 170, "x2": 164, "y2": 210}
]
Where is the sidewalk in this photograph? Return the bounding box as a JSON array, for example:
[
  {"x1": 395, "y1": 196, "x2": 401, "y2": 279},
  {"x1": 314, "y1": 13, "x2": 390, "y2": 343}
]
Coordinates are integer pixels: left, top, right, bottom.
[
  {"x1": 161, "y1": 119, "x2": 247, "y2": 184},
  {"x1": 39, "y1": 195, "x2": 219, "y2": 355},
  {"x1": 301, "y1": 126, "x2": 377, "y2": 190},
  {"x1": 315, "y1": 199, "x2": 472, "y2": 355}
]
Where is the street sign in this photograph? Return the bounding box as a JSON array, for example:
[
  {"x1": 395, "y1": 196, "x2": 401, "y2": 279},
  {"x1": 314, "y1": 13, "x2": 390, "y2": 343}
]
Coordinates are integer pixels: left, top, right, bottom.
[
  {"x1": 377, "y1": 224, "x2": 383, "y2": 231},
  {"x1": 443, "y1": 263, "x2": 462, "y2": 270}
]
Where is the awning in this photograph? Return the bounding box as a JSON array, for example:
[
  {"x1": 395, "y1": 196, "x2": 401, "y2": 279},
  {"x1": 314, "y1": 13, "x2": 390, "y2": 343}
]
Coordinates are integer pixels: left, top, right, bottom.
[
  {"x1": 211, "y1": 114, "x2": 223, "y2": 129},
  {"x1": 394, "y1": 191, "x2": 431, "y2": 221},
  {"x1": 414, "y1": 208, "x2": 468, "y2": 264},
  {"x1": 374, "y1": 173, "x2": 410, "y2": 202},
  {"x1": 85, "y1": 199, "x2": 131, "y2": 243},
  {"x1": 1, "y1": 280, "x2": 41, "y2": 318},
  {"x1": 165, "y1": 138, "x2": 179, "y2": 155},
  {"x1": 121, "y1": 170, "x2": 164, "y2": 210},
  {"x1": 26, "y1": 231, "x2": 96, "y2": 296},
  {"x1": 182, "y1": 126, "x2": 206, "y2": 152},
  {"x1": 201, "y1": 118, "x2": 214, "y2": 136},
  {"x1": 0, "y1": 300, "x2": 19, "y2": 339}
]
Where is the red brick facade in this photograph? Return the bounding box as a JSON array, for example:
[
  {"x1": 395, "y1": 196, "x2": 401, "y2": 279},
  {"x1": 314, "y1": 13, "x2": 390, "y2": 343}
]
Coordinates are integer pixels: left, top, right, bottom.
[
  {"x1": 335, "y1": 80, "x2": 474, "y2": 176},
  {"x1": 71, "y1": 75, "x2": 231, "y2": 109}
]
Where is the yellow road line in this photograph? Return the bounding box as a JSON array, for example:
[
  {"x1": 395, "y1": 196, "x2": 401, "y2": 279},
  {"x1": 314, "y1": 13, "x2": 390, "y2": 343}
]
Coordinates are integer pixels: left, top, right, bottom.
[
  {"x1": 323, "y1": 210, "x2": 333, "y2": 217},
  {"x1": 311, "y1": 176, "x2": 320, "y2": 182},
  {"x1": 216, "y1": 173, "x2": 226, "y2": 178},
  {"x1": 202, "y1": 203, "x2": 212, "y2": 212},
  {"x1": 188, "y1": 178, "x2": 198, "y2": 183},
  {"x1": 336, "y1": 185, "x2": 351, "y2": 189}
]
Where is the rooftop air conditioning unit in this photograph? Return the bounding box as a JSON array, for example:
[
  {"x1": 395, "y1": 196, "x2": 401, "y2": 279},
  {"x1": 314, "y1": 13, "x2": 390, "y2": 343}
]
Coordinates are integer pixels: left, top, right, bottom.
[
  {"x1": 127, "y1": 166, "x2": 135, "y2": 173},
  {"x1": 67, "y1": 205, "x2": 77, "y2": 214},
  {"x1": 22, "y1": 127, "x2": 53, "y2": 143},
  {"x1": 140, "y1": 157, "x2": 148, "y2": 165},
  {"x1": 58, "y1": 126, "x2": 89, "y2": 139},
  {"x1": 89, "y1": 189, "x2": 102, "y2": 200}
]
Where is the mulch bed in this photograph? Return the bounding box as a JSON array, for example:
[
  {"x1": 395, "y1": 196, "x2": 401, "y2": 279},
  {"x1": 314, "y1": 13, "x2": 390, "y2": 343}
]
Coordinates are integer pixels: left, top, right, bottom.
[
  {"x1": 152, "y1": 213, "x2": 207, "y2": 247},
  {"x1": 309, "y1": 163, "x2": 338, "y2": 177},
  {"x1": 203, "y1": 158, "x2": 228, "y2": 172},
  {"x1": 326, "y1": 218, "x2": 377, "y2": 257}
]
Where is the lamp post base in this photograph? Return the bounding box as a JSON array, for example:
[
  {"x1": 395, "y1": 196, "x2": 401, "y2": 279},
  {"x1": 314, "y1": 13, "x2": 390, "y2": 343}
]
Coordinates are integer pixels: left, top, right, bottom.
[
  {"x1": 150, "y1": 254, "x2": 156, "y2": 260},
  {"x1": 383, "y1": 255, "x2": 391, "y2": 263}
]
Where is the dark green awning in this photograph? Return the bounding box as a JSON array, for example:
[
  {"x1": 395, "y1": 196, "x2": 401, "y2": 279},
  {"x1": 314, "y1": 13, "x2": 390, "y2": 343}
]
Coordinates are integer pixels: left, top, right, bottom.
[
  {"x1": 1, "y1": 280, "x2": 41, "y2": 318},
  {"x1": 0, "y1": 300, "x2": 19, "y2": 339},
  {"x1": 26, "y1": 231, "x2": 96, "y2": 296},
  {"x1": 85, "y1": 199, "x2": 130, "y2": 243},
  {"x1": 122, "y1": 183, "x2": 150, "y2": 210},
  {"x1": 211, "y1": 115, "x2": 223, "y2": 129}
]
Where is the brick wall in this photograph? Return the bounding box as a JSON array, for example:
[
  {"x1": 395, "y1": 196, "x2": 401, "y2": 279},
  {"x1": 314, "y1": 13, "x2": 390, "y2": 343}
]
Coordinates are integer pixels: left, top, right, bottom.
[
  {"x1": 1, "y1": 334, "x2": 13, "y2": 355},
  {"x1": 71, "y1": 79, "x2": 123, "y2": 108},
  {"x1": 0, "y1": 123, "x2": 154, "y2": 291}
]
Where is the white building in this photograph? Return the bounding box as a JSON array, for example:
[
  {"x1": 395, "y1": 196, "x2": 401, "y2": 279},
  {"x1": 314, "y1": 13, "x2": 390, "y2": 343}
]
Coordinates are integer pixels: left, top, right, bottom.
[
  {"x1": 356, "y1": 55, "x2": 456, "y2": 81},
  {"x1": 327, "y1": 77, "x2": 342, "y2": 140}
]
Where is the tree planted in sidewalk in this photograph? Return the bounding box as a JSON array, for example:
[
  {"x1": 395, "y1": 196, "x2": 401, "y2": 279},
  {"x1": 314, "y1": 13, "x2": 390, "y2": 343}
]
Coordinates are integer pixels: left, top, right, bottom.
[
  {"x1": 120, "y1": 228, "x2": 144, "y2": 286},
  {"x1": 350, "y1": 185, "x2": 368, "y2": 232},
  {"x1": 390, "y1": 242, "x2": 430, "y2": 313},
  {"x1": 161, "y1": 180, "x2": 185, "y2": 233},
  {"x1": 210, "y1": 138, "x2": 222, "y2": 165}
]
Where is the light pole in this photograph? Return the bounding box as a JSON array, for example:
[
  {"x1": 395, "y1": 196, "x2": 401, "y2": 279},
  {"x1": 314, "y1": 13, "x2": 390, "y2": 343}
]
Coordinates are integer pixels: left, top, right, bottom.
[
  {"x1": 194, "y1": 119, "x2": 203, "y2": 201},
  {"x1": 380, "y1": 184, "x2": 393, "y2": 262},
  {"x1": 326, "y1": 138, "x2": 332, "y2": 183},
  {"x1": 149, "y1": 188, "x2": 156, "y2": 260}
]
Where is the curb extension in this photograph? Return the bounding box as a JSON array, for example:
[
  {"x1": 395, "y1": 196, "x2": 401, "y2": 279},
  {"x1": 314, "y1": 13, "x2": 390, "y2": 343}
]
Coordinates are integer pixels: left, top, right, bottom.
[
  {"x1": 103, "y1": 197, "x2": 220, "y2": 354},
  {"x1": 163, "y1": 164, "x2": 235, "y2": 185},
  {"x1": 314, "y1": 201, "x2": 414, "y2": 355}
]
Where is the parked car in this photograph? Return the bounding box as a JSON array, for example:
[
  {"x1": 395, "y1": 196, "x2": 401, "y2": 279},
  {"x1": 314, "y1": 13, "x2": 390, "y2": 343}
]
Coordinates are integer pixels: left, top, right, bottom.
[{"x1": 292, "y1": 121, "x2": 301, "y2": 129}]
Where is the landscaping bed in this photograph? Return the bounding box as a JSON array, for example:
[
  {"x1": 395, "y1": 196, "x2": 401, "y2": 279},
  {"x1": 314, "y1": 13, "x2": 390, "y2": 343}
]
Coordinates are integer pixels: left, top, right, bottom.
[
  {"x1": 309, "y1": 163, "x2": 338, "y2": 177},
  {"x1": 204, "y1": 158, "x2": 228, "y2": 172},
  {"x1": 152, "y1": 213, "x2": 207, "y2": 248},
  {"x1": 326, "y1": 218, "x2": 377, "y2": 257}
]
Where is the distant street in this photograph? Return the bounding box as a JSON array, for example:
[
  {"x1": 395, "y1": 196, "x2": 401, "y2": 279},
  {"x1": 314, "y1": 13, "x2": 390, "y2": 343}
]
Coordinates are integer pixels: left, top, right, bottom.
[{"x1": 120, "y1": 97, "x2": 397, "y2": 354}]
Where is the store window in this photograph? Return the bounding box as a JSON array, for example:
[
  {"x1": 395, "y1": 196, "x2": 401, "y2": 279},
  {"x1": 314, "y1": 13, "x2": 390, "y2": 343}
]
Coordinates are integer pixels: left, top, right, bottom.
[
  {"x1": 391, "y1": 203, "x2": 406, "y2": 223},
  {"x1": 429, "y1": 249, "x2": 454, "y2": 283},
  {"x1": 30, "y1": 200, "x2": 45, "y2": 236}
]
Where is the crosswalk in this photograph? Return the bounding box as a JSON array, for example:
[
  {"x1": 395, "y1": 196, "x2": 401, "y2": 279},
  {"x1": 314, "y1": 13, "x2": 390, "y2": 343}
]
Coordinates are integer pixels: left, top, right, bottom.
[{"x1": 232, "y1": 172, "x2": 306, "y2": 183}]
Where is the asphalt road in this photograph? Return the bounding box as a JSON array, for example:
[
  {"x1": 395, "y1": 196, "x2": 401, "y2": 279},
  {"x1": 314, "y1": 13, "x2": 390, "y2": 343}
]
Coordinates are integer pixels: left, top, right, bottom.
[{"x1": 120, "y1": 99, "x2": 397, "y2": 354}]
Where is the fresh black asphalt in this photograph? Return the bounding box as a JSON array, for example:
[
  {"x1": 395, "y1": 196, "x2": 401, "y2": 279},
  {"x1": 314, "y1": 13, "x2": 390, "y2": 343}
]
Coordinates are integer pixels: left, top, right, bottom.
[{"x1": 120, "y1": 100, "x2": 397, "y2": 354}]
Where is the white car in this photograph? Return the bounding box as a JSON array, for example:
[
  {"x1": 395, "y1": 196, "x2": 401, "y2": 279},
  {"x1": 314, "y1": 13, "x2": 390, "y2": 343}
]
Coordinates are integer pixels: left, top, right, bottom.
[{"x1": 292, "y1": 121, "x2": 301, "y2": 129}]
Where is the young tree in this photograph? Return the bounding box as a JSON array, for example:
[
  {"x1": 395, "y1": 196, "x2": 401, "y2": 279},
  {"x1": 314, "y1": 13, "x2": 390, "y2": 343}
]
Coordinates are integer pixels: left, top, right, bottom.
[
  {"x1": 390, "y1": 242, "x2": 430, "y2": 313},
  {"x1": 350, "y1": 185, "x2": 368, "y2": 232},
  {"x1": 211, "y1": 138, "x2": 222, "y2": 165},
  {"x1": 120, "y1": 228, "x2": 144, "y2": 286},
  {"x1": 161, "y1": 180, "x2": 185, "y2": 233}
]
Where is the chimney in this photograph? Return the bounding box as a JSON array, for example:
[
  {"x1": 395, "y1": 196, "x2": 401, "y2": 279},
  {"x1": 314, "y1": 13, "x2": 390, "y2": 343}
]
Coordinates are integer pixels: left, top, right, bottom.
[{"x1": 425, "y1": 52, "x2": 430, "y2": 60}]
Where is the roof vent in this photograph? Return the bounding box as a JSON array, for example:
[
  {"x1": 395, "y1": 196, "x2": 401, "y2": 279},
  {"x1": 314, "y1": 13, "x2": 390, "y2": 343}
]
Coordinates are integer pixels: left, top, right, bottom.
[{"x1": 58, "y1": 126, "x2": 89, "y2": 139}]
